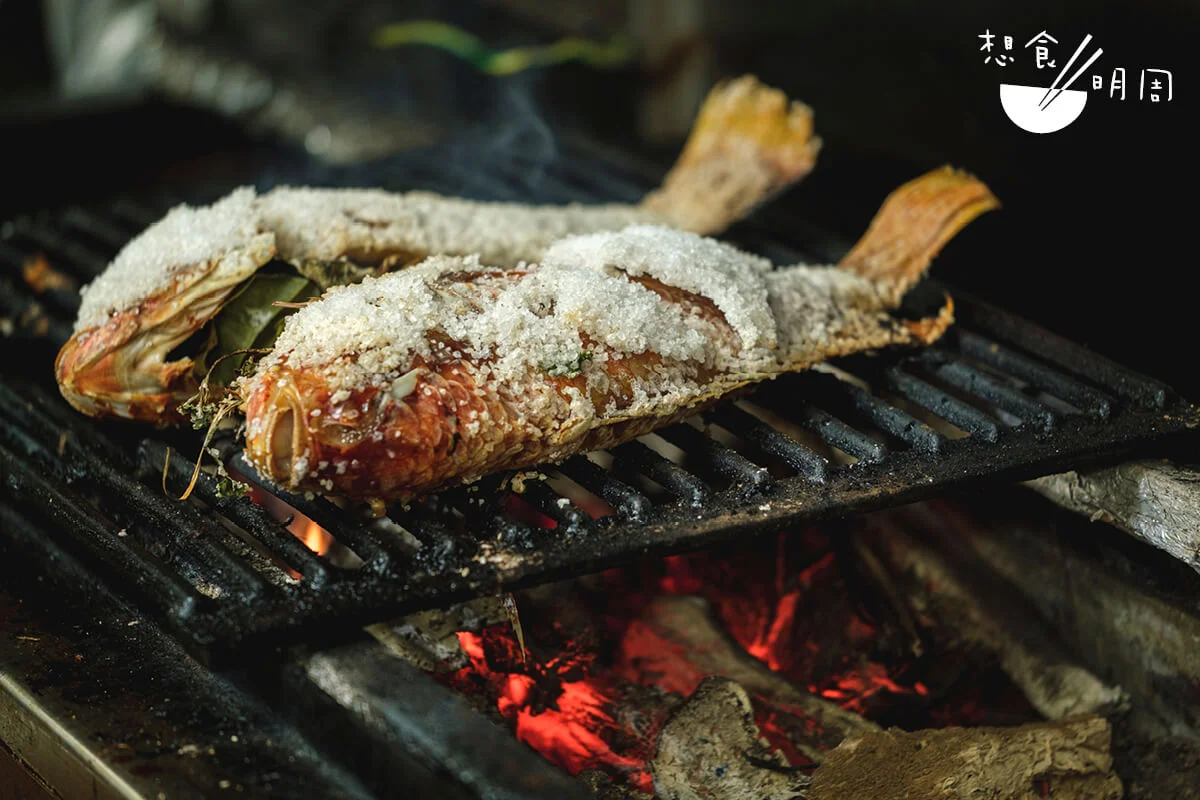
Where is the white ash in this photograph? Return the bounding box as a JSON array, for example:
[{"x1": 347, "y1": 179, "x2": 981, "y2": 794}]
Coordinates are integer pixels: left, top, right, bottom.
[{"x1": 652, "y1": 677, "x2": 809, "y2": 800}]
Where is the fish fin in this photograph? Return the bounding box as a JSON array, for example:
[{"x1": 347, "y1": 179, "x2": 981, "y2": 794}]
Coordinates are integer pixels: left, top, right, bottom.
[
  {"x1": 839, "y1": 165, "x2": 999, "y2": 306},
  {"x1": 903, "y1": 292, "x2": 956, "y2": 345},
  {"x1": 640, "y1": 75, "x2": 821, "y2": 235}
]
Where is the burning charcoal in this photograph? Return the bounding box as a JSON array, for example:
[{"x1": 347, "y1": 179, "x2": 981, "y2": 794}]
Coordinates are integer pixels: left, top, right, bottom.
[
  {"x1": 652, "y1": 677, "x2": 810, "y2": 800},
  {"x1": 621, "y1": 595, "x2": 878, "y2": 753},
  {"x1": 808, "y1": 714, "x2": 1123, "y2": 800},
  {"x1": 1026, "y1": 461, "x2": 1200, "y2": 575},
  {"x1": 854, "y1": 506, "x2": 1128, "y2": 720}
]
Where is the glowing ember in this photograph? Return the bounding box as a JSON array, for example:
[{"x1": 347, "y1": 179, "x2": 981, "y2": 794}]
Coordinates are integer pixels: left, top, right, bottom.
[
  {"x1": 453, "y1": 631, "x2": 655, "y2": 792},
  {"x1": 815, "y1": 662, "x2": 914, "y2": 713},
  {"x1": 500, "y1": 494, "x2": 557, "y2": 529},
  {"x1": 434, "y1": 529, "x2": 1040, "y2": 794},
  {"x1": 744, "y1": 588, "x2": 801, "y2": 670}
]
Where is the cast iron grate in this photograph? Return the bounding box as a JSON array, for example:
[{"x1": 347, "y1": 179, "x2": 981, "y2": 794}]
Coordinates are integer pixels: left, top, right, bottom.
[{"x1": 1, "y1": 144, "x2": 1196, "y2": 665}]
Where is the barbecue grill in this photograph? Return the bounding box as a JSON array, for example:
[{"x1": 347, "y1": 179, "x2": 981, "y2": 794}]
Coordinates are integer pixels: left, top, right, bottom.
[
  {"x1": 3, "y1": 12, "x2": 1199, "y2": 789},
  {"x1": 4, "y1": 140, "x2": 1194, "y2": 670}
]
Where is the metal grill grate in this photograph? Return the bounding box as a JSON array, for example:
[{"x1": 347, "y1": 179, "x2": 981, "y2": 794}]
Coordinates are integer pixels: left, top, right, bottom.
[{"x1": 2, "y1": 144, "x2": 1196, "y2": 664}]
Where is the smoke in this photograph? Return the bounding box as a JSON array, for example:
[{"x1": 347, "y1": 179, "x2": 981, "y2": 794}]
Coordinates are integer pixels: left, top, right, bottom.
[
  {"x1": 440, "y1": 70, "x2": 560, "y2": 200},
  {"x1": 488, "y1": 75, "x2": 559, "y2": 182}
]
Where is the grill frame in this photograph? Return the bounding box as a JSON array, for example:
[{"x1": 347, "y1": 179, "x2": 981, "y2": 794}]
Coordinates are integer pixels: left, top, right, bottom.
[{"x1": 2, "y1": 143, "x2": 1197, "y2": 666}]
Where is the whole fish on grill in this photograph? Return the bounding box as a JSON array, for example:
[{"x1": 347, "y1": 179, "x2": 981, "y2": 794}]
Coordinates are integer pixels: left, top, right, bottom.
[
  {"x1": 239, "y1": 167, "x2": 998, "y2": 510},
  {"x1": 54, "y1": 76, "x2": 821, "y2": 424}
]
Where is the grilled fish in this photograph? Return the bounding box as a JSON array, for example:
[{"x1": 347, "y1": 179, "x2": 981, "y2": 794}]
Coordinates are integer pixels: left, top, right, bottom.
[
  {"x1": 240, "y1": 167, "x2": 998, "y2": 507},
  {"x1": 55, "y1": 76, "x2": 820, "y2": 424}
]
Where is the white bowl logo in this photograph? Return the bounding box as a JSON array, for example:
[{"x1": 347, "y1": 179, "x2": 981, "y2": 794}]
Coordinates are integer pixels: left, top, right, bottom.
[
  {"x1": 1001, "y1": 83, "x2": 1088, "y2": 133},
  {"x1": 997, "y1": 35, "x2": 1103, "y2": 134}
]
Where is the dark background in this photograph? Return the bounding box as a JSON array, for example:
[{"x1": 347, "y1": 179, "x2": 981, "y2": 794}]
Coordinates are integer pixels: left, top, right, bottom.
[{"x1": 2, "y1": 0, "x2": 1195, "y2": 401}]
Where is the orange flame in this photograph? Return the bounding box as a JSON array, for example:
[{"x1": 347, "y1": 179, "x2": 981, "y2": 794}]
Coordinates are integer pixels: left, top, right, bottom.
[{"x1": 289, "y1": 515, "x2": 333, "y2": 556}]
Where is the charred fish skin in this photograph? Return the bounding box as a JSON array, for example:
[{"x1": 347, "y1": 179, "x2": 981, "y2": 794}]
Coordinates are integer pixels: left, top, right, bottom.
[
  {"x1": 54, "y1": 75, "x2": 821, "y2": 423},
  {"x1": 240, "y1": 168, "x2": 997, "y2": 505}
]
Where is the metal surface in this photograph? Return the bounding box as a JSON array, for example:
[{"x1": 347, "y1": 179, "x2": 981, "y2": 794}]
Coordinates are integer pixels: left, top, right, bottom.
[
  {"x1": 284, "y1": 642, "x2": 590, "y2": 800},
  {"x1": 1, "y1": 143, "x2": 1197, "y2": 666},
  {"x1": 0, "y1": 506, "x2": 374, "y2": 800}
]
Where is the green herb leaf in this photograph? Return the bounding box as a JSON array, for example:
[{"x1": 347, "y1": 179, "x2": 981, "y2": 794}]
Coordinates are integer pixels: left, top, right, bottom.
[
  {"x1": 542, "y1": 350, "x2": 593, "y2": 378},
  {"x1": 194, "y1": 274, "x2": 319, "y2": 387}
]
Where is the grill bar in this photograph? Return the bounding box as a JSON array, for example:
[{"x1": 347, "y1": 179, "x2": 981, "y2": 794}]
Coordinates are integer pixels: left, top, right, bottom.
[
  {"x1": 557, "y1": 454, "x2": 654, "y2": 522},
  {"x1": 777, "y1": 371, "x2": 948, "y2": 454},
  {"x1": 918, "y1": 351, "x2": 1059, "y2": 430},
  {"x1": 610, "y1": 439, "x2": 712, "y2": 505},
  {"x1": 395, "y1": 501, "x2": 480, "y2": 558},
  {"x1": 707, "y1": 403, "x2": 829, "y2": 481},
  {"x1": 1, "y1": 396, "x2": 272, "y2": 598},
  {"x1": 954, "y1": 292, "x2": 1173, "y2": 407},
  {"x1": 230, "y1": 455, "x2": 396, "y2": 569},
  {"x1": 61, "y1": 205, "x2": 139, "y2": 249},
  {"x1": 879, "y1": 367, "x2": 1003, "y2": 441},
  {"x1": 146, "y1": 440, "x2": 334, "y2": 585},
  {"x1": 793, "y1": 405, "x2": 888, "y2": 463},
  {"x1": 0, "y1": 448, "x2": 201, "y2": 619},
  {"x1": 658, "y1": 420, "x2": 776, "y2": 490},
  {"x1": 953, "y1": 329, "x2": 1114, "y2": 418},
  {"x1": 519, "y1": 479, "x2": 597, "y2": 534},
  {"x1": 9, "y1": 219, "x2": 109, "y2": 275}
]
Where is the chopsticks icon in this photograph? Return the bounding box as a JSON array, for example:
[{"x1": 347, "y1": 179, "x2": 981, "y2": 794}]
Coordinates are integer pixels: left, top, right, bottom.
[{"x1": 1039, "y1": 35, "x2": 1103, "y2": 111}]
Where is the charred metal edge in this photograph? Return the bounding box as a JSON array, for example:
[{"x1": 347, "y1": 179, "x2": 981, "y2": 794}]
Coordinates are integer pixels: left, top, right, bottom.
[
  {"x1": 0, "y1": 505, "x2": 376, "y2": 800},
  {"x1": 274, "y1": 641, "x2": 590, "y2": 800}
]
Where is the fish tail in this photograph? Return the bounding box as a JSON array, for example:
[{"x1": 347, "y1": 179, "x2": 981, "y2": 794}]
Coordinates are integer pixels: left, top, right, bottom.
[
  {"x1": 839, "y1": 166, "x2": 1000, "y2": 306},
  {"x1": 640, "y1": 75, "x2": 822, "y2": 235}
]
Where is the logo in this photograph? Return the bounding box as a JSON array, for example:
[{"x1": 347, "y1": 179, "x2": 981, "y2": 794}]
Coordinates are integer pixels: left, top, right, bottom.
[
  {"x1": 1000, "y1": 84, "x2": 1088, "y2": 134},
  {"x1": 1001, "y1": 35, "x2": 1101, "y2": 133},
  {"x1": 977, "y1": 30, "x2": 1174, "y2": 134}
]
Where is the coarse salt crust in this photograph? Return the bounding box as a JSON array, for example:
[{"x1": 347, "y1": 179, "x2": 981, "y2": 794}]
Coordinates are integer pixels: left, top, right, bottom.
[
  {"x1": 254, "y1": 247, "x2": 738, "y2": 412},
  {"x1": 75, "y1": 188, "x2": 267, "y2": 331},
  {"x1": 252, "y1": 224, "x2": 908, "y2": 422},
  {"x1": 767, "y1": 266, "x2": 885, "y2": 361},
  {"x1": 543, "y1": 225, "x2": 777, "y2": 353},
  {"x1": 239, "y1": 244, "x2": 927, "y2": 499},
  {"x1": 71, "y1": 188, "x2": 674, "y2": 334},
  {"x1": 257, "y1": 187, "x2": 667, "y2": 268}
]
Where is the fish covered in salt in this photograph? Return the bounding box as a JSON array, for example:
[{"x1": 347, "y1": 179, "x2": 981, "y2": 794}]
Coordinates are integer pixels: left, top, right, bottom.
[{"x1": 239, "y1": 166, "x2": 998, "y2": 506}]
